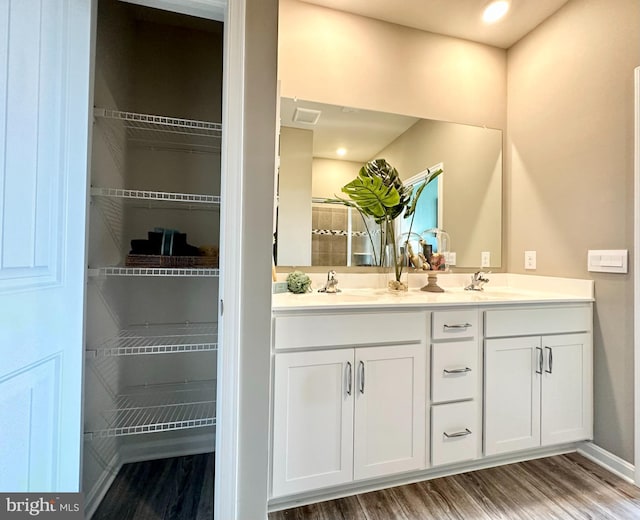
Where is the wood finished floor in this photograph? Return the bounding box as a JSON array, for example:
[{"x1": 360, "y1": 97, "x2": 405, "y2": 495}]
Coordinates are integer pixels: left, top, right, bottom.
[
  {"x1": 269, "y1": 453, "x2": 640, "y2": 520},
  {"x1": 92, "y1": 452, "x2": 640, "y2": 519},
  {"x1": 92, "y1": 453, "x2": 214, "y2": 520}
]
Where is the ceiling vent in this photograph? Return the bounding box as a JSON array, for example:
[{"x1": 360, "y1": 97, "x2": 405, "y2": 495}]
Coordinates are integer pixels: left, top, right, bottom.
[{"x1": 293, "y1": 107, "x2": 321, "y2": 125}]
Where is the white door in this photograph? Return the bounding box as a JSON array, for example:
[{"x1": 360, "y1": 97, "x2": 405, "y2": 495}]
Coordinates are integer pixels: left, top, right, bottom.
[
  {"x1": 354, "y1": 344, "x2": 426, "y2": 480},
  {"x1": 271, "y1": 349, "x2": 354, "y2": 497},
  {"x1": 485, "y1": 336, "x2": 541, "y2": 456},
  {"x1": 541, "y1": 333, "x2": 593, "y2": 445},
  {"x1": 0, "y1": 0, "x2": 92, "y2": 491}
]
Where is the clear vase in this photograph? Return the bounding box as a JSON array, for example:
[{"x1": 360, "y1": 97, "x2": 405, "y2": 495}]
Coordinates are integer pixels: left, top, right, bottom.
[{"x1": 387, "y1": 266, "x2": 409, "y2": 293}]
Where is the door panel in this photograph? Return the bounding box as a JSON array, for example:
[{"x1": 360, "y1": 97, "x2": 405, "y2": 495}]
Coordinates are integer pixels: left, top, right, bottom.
[
  {"x1": 485, "y1": 337, "x2": 541, "y2": 455},
  {"x1": 0, "y1": 0, "x2": 92, "y2": 491},
  {"x1": 354, "y1": 345, "x2": 426, "y2": 480},
  {"x1": 272, "y1": 349, "x2": 354, "y2": 497},
  {"x1": 542, "y1": 333, "x2": 592, "y2": 445}
]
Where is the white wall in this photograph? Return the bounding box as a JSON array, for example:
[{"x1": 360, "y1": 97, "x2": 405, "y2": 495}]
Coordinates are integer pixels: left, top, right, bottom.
[
  {"x1": 278, "y1": 0, "x2": 507, "y2": 130},
  {"x1": 311, "y1": 158, "x2": 361, "y2": 199}
]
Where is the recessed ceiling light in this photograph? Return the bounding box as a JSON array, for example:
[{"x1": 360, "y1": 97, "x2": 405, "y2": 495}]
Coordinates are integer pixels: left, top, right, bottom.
[
  {"x1": 336, "y1": 147, "x2": 347, "y2": 157},
  {"x1": 483, "y1": 1, "x2": 509, "y2": 23}
]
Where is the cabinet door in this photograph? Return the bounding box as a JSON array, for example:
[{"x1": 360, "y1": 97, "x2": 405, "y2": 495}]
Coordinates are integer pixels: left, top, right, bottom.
[
  {"x1": 541, "y1": 333, "x2": 593, "y2": 445},
  {"x1": 354, "y1": 345, "x2": 426, "y2": 480},
  {"x1": 272, "y1": 349, "x2": 354, "y2": 497},
  {"x1": 485, "y1": 337, "x2": 541, "y2": 456}
]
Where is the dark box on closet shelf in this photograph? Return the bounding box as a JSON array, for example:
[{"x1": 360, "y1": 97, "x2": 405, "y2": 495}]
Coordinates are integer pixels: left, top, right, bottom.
[{"x1": 125, "y1": 254, "x2": 218, "y2": 268}]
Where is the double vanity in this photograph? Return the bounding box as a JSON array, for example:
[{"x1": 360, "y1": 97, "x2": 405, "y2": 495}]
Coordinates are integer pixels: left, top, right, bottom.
[{"x1": 269, "y1": 273, "x2": 594, "y2": 510}]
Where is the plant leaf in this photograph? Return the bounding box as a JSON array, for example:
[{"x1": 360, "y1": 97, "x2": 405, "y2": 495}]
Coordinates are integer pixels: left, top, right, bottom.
[{"x1": 341, "y1": 173, "x2": 400, "y2": 220}]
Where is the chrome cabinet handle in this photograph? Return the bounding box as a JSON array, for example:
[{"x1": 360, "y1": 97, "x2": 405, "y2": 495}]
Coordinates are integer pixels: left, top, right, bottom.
[
  {"x1": 346, "y1": 361, "x2": 352, "y2": 395},
  {"x1": 535, "y1": 347, "x2": 543, "y2": 374},
  {"x1": 359, "y1": 360, "x2": 365, "y2": 394},
  {"x1": 443, "y1": 367, "x2": 472, "y2": 374},
  {"x1": 444, "y1": 428, "x2": 472, "y2": 439},
  {"x1": 443, "y1": 323, "x2": 472, "y2": 330},
  {"x1": 545, "y1": 347, "x2": 553, "y2": 374}
]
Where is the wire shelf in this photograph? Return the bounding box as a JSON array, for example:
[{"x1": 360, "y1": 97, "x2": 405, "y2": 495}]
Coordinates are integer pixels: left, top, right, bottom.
[
  {"x1": 88, "y1": 267, "x2": 220, "y2": 277},
  {"x1": 91, "y1": 187, "x2": 221, "y2": 210},
  {"x1": 87, "y1": 323, "x2": 218, "y2": 358},
  {"x1": 86, "y1": 381, "x2": 216, "y2": 439},
  {"x1": 94, "y1": 108, "x2": 222, "y2": 153}
]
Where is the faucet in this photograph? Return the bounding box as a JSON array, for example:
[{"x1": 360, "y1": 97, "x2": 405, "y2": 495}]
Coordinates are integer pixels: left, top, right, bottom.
[
  {"x1": 318, "y1": 270, "x2": 341, "y2": 293},
  {"x1": 465, "y1": 271, "x2": 490, "y2": 291}
]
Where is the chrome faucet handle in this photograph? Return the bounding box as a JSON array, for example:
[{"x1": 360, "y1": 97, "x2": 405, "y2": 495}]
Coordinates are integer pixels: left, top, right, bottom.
[
  {"x1": 318, "y1": 270, "x2": 341, "y2": 293},
  {"x1": 465, "y1": 271, "x2": 490, "y2": 291}
]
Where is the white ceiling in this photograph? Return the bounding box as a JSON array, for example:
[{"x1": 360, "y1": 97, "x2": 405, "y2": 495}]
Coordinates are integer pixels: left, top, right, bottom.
[
  {"x1": 280, "y1": 97, "x2": 420, "y2": 162},
  {"x1": 298, "y1": 0, "x2": 570, "y2": 49}
]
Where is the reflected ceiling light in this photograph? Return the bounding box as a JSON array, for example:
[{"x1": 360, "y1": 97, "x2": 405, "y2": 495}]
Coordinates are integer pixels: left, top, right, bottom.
[
  {"x1": 483, "y1": 1, "x2": 509, "y2": 23},
  {"x1": 336, "y1": 147, "x2": 347, "y2": 157}
]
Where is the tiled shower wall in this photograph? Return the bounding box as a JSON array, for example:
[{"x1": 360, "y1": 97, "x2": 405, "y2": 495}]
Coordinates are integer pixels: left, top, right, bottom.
[{"x1": 311, "y1": 204, "x2": 373, "y2": 266}]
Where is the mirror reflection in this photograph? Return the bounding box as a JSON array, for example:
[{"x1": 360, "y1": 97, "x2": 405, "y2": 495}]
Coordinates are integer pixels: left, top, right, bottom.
[{"x1": 275, "y1": 98, "x2": 502, "y2": 269}]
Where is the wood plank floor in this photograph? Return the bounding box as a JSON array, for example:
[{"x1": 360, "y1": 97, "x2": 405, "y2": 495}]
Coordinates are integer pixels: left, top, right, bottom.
[
  {"x1": 92, "y1": 453, "x2": 214, "y2": 520},
  {"x1": 92, "y1": 452, "x2": 640, "y2": 519},
  {"x1": 269, "y1": 453, "x2": 640, "y2": 520}
]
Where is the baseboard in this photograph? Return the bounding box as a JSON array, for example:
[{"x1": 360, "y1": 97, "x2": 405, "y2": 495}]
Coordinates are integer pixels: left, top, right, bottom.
[
  {"x1": 85, "y1": 452, "x2": 121, "y2": 520},
  {"x1": 577, "y1": 441, "x2": 635, "y2": 483},
  {"x1": 120, "y1": 432, "x2": 215, "y2": 465}
]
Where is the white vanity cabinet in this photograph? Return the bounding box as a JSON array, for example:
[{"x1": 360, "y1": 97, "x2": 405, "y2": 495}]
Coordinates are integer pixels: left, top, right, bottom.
[
  {"x1": 430, "y1": 309, "x2": 481, "y2": 467},
  {"x1": 271, "y1": 312, "x2": 427, "y2": 497},
  {"x1": 484, "y1": 305, "x2": 593, "y2": 456},
  {"x1": 269, "y1": 285, "x2": 594, "y2": 508}
]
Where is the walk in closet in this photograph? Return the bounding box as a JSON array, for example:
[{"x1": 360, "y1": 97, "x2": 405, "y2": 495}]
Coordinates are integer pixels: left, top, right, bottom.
[{"x1": 82, "y1": 1, "x2": 223, "y2": 515}]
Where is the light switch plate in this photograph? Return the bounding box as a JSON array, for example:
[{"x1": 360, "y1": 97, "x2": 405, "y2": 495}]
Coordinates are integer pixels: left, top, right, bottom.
[
  {"x1": 587, "y1": 249, "x2": 628, "y2": 273},
  {"x1": 481, "y1": 251, "x2": 491, "y2": 267},
  {"x1": 524, "y1": 250, "x2": 536, "y2": 270}
]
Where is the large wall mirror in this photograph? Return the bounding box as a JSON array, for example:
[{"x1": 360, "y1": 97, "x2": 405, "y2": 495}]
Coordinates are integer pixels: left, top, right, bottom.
[{"x1": 275, "y1": 97, "x2": 502, "y2": 270}]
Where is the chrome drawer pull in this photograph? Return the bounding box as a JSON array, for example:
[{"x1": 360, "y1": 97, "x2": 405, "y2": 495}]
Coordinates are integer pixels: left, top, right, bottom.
[
  {"x1": 545, "y1": 346, "x2": 553, "y2": 374},
  {"x1": 443, "y1": 323, "x2": 472, "y2": 330},
  {"x1": 443, "y1": 367, "x2": 472, "y2": 374},
  {"x1": 359, "y1": 360, "x2": 365, "y2": 394},
  {"x1": 346, "y1": 362, "x2": 352, "y2": 396},
  {"x1": 443, "y1": 428, "x2": 472, "y2": 439},
  {"x1": 536, "y1": 347, "x2": 543, "y2": 375}
]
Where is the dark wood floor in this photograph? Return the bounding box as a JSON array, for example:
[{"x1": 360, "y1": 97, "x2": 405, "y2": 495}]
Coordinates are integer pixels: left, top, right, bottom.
[
  {"x1": 93, "y1": 452, "x2": 640, "y2": 519},
  {"x1": 92, "y1": 453, "x2": 214, "y2": 520},
  {"x1": 270, "y1": 453, "x2": 640, "y2": 520}
]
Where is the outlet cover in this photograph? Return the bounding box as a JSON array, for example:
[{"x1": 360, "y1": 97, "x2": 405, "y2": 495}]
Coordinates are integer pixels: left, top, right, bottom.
[
  {"x1": 524, "y1": 250, "x2": 537, "y2": 270},
  {"x1": 445, "y1": 251, "x2": 456, "y2": 265},
  {"x1": 481, "y1": 251, "x2": 491, "y2": 267}
]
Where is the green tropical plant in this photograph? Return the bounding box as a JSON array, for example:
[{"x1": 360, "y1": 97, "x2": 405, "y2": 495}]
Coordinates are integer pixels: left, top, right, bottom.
[{"x1": 326, "y1": 158, "x2": 442, "y2": 288}]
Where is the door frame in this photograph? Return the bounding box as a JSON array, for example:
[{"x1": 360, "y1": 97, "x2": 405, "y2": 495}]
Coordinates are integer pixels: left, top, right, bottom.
[{"x1": 634, "y1": 66, "x2": 640, "y2": 485}]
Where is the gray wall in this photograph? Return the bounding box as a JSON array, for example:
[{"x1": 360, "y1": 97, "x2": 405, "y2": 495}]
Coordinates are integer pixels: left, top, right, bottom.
[
  {"x1": 507, "y1": 0, "x2": 640, "y2": 462},
  {"x1": 238, "y1": 0, "x2": 278, "y2": 518}
]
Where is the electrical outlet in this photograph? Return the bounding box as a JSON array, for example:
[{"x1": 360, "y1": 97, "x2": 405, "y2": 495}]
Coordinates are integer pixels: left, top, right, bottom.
[
  {"x1": 444, "y1": 251, "x2": 456, "y2": 265},
  {"x1": 481, "y1": 251, "x2": 491, "y2": 268},
  {"x1": 524, "y1": 250, "x2": 537, "y2": 270}
]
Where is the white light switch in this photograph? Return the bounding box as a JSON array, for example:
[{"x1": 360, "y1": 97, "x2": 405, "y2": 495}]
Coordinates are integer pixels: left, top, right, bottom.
[
  {"x1": 587, "y1": 250, "x2": 628, "y2": 273},
  {"x1": 481, "y1": 251, "x2": 491, "y2": 267}
]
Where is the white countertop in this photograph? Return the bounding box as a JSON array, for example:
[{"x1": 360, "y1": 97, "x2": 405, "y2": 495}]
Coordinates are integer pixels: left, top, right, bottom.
[{"x1": 272, "y1": 273, "x2": 594, "y2": 312}]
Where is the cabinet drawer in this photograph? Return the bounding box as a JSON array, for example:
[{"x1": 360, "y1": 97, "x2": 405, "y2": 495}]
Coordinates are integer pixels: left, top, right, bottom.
[
  {"x1": 484, "y1": 305, "x2": 591, "y2": 338},
  {"x1": 431, "y1": 342, "x2": 477, "y2": 403},
  {"x1": 431, "y1": 401, "x2": 478, "y2": 466},
  {"x1": 432, "y1": 310, "x2": 478, "y2": 340},
  {"x1": 274, "y1": 312, "x2": 426, "y2": 350}
]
